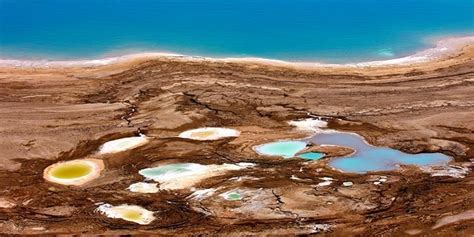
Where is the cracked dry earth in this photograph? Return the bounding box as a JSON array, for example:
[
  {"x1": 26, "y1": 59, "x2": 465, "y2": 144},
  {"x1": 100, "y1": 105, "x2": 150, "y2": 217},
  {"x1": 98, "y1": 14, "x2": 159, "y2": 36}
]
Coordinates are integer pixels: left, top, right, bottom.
[{"x1": 0, "y1": 46, "x2": 474, "y2": 236}]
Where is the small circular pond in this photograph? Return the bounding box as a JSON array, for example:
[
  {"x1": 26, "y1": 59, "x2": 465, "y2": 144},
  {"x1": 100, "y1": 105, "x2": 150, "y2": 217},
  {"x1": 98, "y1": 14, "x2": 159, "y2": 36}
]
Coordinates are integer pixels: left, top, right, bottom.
[
  {"x1": 221, "y1": 190, "x2": 243, "y2": 201},
  {"x1": 43, "y1": 159, "x2": 104, "y2": 186}
]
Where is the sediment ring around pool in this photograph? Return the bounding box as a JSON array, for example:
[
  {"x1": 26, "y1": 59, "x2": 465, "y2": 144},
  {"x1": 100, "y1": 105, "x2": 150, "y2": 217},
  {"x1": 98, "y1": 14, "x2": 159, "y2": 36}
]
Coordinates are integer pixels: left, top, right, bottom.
[{"x1": 43, "y1": 159, "x2": 104, "y2": 186}]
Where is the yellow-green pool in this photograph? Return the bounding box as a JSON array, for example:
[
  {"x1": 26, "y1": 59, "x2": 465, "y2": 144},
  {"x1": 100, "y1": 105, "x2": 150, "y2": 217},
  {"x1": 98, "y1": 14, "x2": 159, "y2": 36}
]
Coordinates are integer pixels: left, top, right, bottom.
[{"x1": 43, "y1": 159, "x2": 104, "y2": 186}]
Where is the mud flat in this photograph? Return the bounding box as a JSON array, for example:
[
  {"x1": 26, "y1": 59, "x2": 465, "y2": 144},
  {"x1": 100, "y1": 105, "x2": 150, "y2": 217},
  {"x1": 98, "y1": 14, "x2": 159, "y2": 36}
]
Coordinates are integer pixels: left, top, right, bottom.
[{"x1": 0, "y1": 37, "x2": 474, "y2": 235}]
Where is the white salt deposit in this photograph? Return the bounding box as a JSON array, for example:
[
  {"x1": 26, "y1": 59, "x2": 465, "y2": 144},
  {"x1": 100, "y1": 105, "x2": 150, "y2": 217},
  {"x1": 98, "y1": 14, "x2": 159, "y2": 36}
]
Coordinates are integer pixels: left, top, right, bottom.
[
  {"x1": 96, "y1": 203, "x2": 155, "y2": 225},
  {"x1": 316, "y1": 177, "x2": 336, "y2": 186},
  {"x1": 139, "y1": 162, "x2": 253, "y2": 190},
  {"x1": 98, "y1": 135, "x2": 148, "y2": 154},
  {"x1": 288, "y1": 118, "x2": 328, "y2": 133},
  {"x1": 320, "y1": 177, "x2": 334, "y2": 181},
  {"x1": 317, "y1": 181, "x2": 332, "y2": 187},
  {"x1": 127, "y1": 182, "x2": 159, "y2": 193},
  {"x1": 342, "y1": 181, "x2": 353, "y2": 187},
  {"x1": 178, "y1": 127, "x2": 240, "y2": 141},
  {"x1": 187, "y1": 188, "x2": 217, "y2": 201},
  {"x1": 291, "y1": 175, "x2": 304, "y2": 181}
]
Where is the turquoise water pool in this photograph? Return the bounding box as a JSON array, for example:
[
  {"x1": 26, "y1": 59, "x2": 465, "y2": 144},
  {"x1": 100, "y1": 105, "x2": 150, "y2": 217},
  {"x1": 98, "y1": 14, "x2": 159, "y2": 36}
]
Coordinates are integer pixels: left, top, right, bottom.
[
  {"x1": 298, "y1": 152, "x2": 325, "y2": 161},
  {"x1": 255, "y1": 141, "x2": 307, "y2": 158},
  {"x1": 308, "y1": 133, "x2": 451, "y2": 173},
  {"x1": 139, "y1": 163, "x2": 204, "y2": 179}
]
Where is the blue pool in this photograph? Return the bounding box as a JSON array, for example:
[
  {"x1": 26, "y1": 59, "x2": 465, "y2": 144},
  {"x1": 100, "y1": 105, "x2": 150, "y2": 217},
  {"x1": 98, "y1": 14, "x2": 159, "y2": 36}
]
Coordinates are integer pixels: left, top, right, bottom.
[
  {"x1": 254, "y1": 141, "x2": 308, "y2": 159},
  {"x1": 308, "y1": 132, "x2": 451, "y2": 173}
]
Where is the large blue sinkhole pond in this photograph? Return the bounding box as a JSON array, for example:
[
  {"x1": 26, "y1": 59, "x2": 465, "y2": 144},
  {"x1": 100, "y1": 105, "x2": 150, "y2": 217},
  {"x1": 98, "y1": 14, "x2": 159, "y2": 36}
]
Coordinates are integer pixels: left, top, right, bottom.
[
  {"x1": 308, "y1": 132, "x2": 451, "y2": 173},
  {"x1": 254, "y1": 132, "x2": 451, "y2": 174}
]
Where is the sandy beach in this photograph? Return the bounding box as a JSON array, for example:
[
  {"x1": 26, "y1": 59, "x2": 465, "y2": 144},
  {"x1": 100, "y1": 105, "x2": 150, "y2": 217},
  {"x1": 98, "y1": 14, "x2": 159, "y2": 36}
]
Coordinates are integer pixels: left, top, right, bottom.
[{"x1": 0, "y1": 36, "x2": 473, "y2": 235}]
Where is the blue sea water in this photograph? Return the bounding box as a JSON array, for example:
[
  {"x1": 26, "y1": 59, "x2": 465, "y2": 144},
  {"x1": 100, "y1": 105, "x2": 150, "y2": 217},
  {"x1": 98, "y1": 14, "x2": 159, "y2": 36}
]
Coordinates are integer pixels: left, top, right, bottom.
[{"x1": 0, "y1": 0, "x2": 473, "y2": 62}]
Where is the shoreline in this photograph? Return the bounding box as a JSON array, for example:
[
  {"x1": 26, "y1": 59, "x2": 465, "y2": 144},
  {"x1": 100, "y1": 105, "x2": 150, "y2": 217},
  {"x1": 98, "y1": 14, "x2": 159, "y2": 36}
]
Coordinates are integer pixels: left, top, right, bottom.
[{"x1": 0, "y1": 36, "x2": 473, "y2": 70}]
